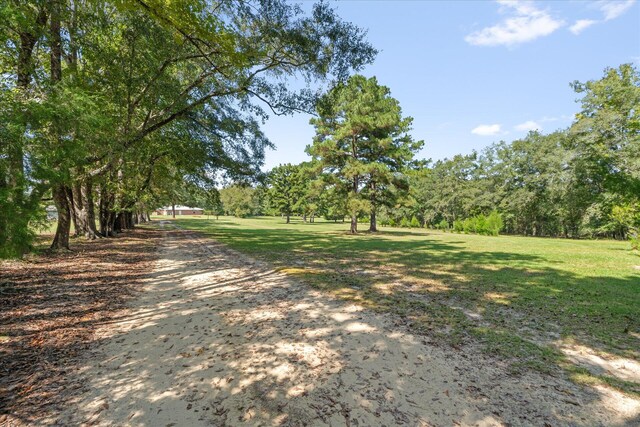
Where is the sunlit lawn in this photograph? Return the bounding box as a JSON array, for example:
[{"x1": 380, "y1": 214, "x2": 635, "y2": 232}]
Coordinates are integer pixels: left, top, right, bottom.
[{"x1": 162, "y1": 215, "x2": 639, "y2": 392}]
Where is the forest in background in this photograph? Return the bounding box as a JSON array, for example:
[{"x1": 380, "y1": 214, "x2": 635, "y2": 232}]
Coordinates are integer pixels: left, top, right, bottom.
[{"x1": 213, "y1": 64, "x2": 640, "y2": 241}]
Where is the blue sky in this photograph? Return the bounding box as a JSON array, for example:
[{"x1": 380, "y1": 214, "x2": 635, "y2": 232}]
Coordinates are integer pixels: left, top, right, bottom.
[{"x1": 260, "y1": 0, "x2": 640, "y2": 170}]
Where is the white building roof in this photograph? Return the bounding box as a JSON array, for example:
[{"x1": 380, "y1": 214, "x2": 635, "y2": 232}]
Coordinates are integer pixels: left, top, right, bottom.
[{"x1": 160, "y1": 206, "x2": 203, "y2": 210}]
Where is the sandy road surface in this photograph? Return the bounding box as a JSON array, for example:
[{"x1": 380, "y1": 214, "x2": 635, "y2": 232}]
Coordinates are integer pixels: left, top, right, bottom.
[{"x1": 57, "y1": 223, "x2": 639, "y2": 426}]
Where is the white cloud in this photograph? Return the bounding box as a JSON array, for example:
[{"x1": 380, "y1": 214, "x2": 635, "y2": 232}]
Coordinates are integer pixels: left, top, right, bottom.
[
  {"x1": 569, "y1": 19, "x2": 597, "y2": 35},
  {"x1": 472, "y1": 124, "x2": 502, "y2": 136},
  {"x1": 567, "y1": 1, "x2": 635, "y2": 36},
  {"x1": 596, "y1": 0, "x2": 636, "y2": 21},
  {"x1": 465, "y1": 0, "x2": 564, "y2": 47},
  {"x1": 514, "y1": 120, "x2": 542, "y2": 132}
]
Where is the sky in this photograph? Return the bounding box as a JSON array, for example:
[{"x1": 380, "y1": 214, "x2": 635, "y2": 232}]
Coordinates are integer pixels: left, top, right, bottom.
[{"x1": 260, "y1": 0, "x2": 640, "y2": 170}]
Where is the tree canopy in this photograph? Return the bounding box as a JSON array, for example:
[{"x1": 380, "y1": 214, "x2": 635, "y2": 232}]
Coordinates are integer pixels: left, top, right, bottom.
[
  {"x1": 0, "y1": 0, "x2": 376, "y2": 256},
  {"x1": 307, "y1": 75, "x2": 423, "y2": 233}
]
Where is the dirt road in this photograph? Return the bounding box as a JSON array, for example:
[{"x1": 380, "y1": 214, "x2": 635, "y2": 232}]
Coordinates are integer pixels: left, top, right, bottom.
[{"x1": 57, "y1": 224, "x2": 639, "y2": 426}]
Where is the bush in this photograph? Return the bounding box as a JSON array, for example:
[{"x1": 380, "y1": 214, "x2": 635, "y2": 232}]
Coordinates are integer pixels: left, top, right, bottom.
[
  {"x1": 436, "y1": 219, "x2": 449, "y2": 231},
  {"x1": 486, "y1": 210, "x2": 504, "y2": 236},
  {"x1": 463, "y1": 217, "x2": 476, "y2": 233},
  {"x1": 458, "y1": 211, "x2": 503, "y2": 236},
  {"x1": 475, "y1": 214, "x2": 488, "y2": 235},
  {"x1": 410, "y1": 216, "x2": 421, "y2": 228},
  {"x1": 400, "y1": 217, "x2": 410, "y2": 228},
  {"x1": 629, "y1": 227, "x2": 639, "y2": 251},
  {"x1": 388, "y1": 218, "x2": 396, "y2": 227}
]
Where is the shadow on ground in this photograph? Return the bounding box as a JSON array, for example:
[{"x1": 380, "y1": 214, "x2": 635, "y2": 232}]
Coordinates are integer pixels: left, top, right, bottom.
[
  {"x1": 55, "y1": 226, "x2": 639, "y2": 426},
  {"x1": 0, "y1": 229, "x2": 160, "y2": 426}
]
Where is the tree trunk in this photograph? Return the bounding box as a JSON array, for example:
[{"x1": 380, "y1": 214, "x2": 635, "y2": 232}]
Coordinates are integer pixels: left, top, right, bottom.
[
  {"x1": 113, "y1": 212, "x2": 123, "y2": 233},
  {"x1": 49, "y1": 0, "x2": 68, "y2": 251},
  {"x1": 66, "y1": 185, "x2": 80, "y2": 237},
  {"x1": 369, "y1": 209, "x2": 377, "y2": 232},
  {"x1": 51, "y1": 185, "x2": 71, "y2": 250},
  {"x1": 286, "y1": 214, "x2": 290, "y2": 223},
  {"x1": 98, "y1": 184, "x2": 116, "y2": 236},
  {"x1": 82, "y1": 179, "x2": 101, "y2": 238},
  {"x1": 368, "y1": 181, "x2": 378, "y2": 232},
  {"x1": 50, "y1": 1, "x2": 62, "y2": 82},
  {"x1": 71, "y1": 182, "x2": 83, "y2": 236},
  {"x1": 172, "y1": 203, "x2": 176, "y2": 218},
  {"x1": 350, "y1": 214, "x2": 358, "y2": 234}
]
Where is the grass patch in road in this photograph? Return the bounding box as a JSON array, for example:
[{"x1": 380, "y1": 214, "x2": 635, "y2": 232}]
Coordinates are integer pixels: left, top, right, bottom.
[{"x1": 166, "y1": 215, "x2": 640, "y2": 394}]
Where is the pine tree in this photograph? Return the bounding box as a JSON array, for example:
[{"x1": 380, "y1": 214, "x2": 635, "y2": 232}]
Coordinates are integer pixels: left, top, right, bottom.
[{"x1": 307, "y1": 75, "x2": 423, "y2": 233}]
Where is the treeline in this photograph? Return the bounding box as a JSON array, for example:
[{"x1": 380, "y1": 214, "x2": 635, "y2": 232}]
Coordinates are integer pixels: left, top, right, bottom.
[
  {"x1": 227, "y1": 65, "x2": 639, "y2": 240},
  {"x1": 0, "y1": 0, "x2": 375, "y2": 257}
]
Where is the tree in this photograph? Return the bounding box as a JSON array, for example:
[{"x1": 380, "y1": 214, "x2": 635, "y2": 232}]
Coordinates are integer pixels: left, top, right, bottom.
[
  {"x1": 307, "y1": 75, "x2": 423, "y2": 233},
  {"x1": 0, "y1": 0, "x2": 376, "y2": 257},
  {"x1": 219, "y1": 185, "x2": 258, "y2": 218},
  {"x1": 570, "y1": 64, "x2": 640, "y2": 200},
  {"x1": 267, "y1": 164, "x2": 304, "y2": 223}
]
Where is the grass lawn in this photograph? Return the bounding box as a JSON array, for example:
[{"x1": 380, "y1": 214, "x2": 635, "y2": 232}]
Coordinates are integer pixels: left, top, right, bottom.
[{"x1": 161, "y1": 216, "x2": 638, "y2": 393}]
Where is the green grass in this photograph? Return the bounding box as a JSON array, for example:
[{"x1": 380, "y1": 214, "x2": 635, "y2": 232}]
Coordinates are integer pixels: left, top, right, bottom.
[{"x1": 156, "y1": 216, "x2": 640, "y2": 393}]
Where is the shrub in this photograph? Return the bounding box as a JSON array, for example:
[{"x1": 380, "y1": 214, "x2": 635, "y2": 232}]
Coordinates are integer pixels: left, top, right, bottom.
[
  {"x1": 410, "y1": 216, "x2": 421, "y2": 228},
  {"x1": 436, "y1": 219, "x2": 449, "y2": 231},
  {"x1": 388, "y1": 218, "x2": 396, "y2": 227},
  {"x1": 453, "y1": 219, "x2": 464, "y2": 233},
  {"x1": 630, "y1": 228, "x2": 639, "y2": 251},
  {"x1": 486, "y1": 210, "x2": 504, "y2": 236},
  {"x1": 400, "y1": 217, "x2": 410, "y2": 228},
  {"x1": 463, "y1": 217, "x2": 476, "y2": 233},
  {"x1": 475, "y1": 214, "x2": 488, "y2": 235}
]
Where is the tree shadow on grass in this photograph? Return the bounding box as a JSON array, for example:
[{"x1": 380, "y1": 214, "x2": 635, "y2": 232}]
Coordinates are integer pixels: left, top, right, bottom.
[{"x1": 177, "y1": 219, "x2": 640, "y2": 382}]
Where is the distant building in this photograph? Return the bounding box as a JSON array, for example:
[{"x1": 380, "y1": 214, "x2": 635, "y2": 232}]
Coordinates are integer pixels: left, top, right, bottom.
[{"x1": 154, "y1": 206, "x2": 204, "y2": 216}]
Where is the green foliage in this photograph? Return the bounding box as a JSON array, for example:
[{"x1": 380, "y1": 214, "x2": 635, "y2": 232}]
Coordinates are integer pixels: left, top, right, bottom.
[
  {"x1": 400, "y1": 217, "x2": 410, "y2": 228},
  {"x1": 307, "y1": 74, "x2": 423, "y2": 232},
  {"x1": 410, "y1": 216, "x2": 421, "y2": 228},
  {"x1": 219, "y1": 185, "x2": 258, "y2": 218},
  {"x1": 457, "y1": 211, "x2": 503, "y2": 236},
  {"x1": 389, "y1": 65, "x2": 639, "y2": 240},
  {"x1": 475, "y1": 214, "x2": 487, "y2": 234},
  {"x1": 267, "y1": 164, "x2": 304, "y2": 221},
  {"x1": 629, "y1": 233, "x2": 639, "y2": 252},
  {"x1": 0, "y1": 0, "x2": 376, "y2": 255},
  {"x1": 570, "y1": 64, "x2": 640, "y2": 201},
  {"x1": 486, "y1": 210, "x2": 504, "y2": 236},
  {"x1": 436, "y1": 219, "x2": 449, "y2": 231},
  {"x1": 462, "y1": 217, "x2": 476, "y2": 234}
]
